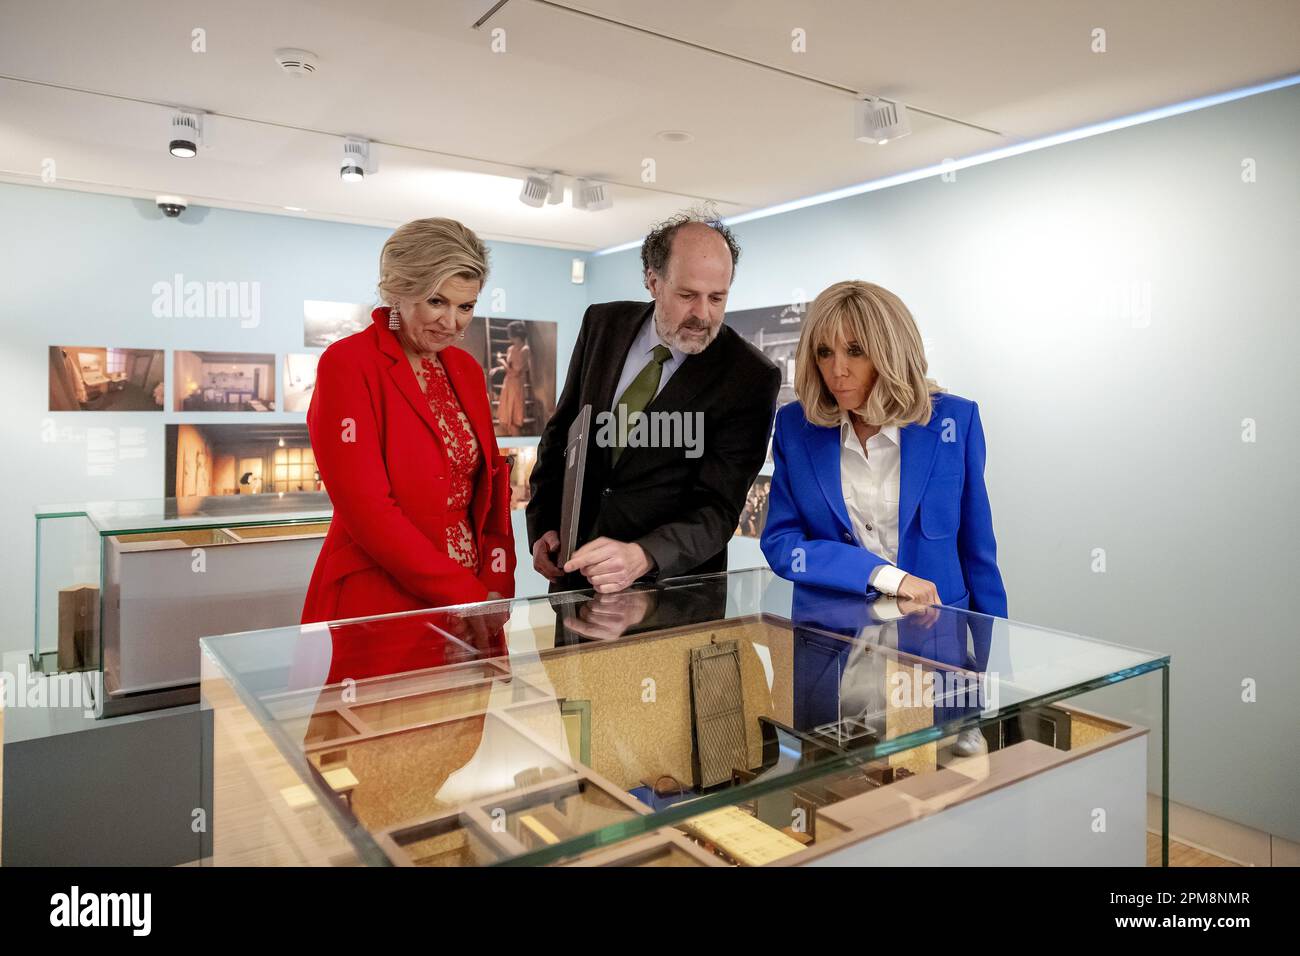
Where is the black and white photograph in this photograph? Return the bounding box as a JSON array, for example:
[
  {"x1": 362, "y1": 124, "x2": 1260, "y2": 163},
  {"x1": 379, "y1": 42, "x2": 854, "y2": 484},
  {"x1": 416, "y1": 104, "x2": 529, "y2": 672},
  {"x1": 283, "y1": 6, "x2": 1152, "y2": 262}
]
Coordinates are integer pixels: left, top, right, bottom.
[{"x1": 303, "y1": 299, "x2": 370, "y2": 348}]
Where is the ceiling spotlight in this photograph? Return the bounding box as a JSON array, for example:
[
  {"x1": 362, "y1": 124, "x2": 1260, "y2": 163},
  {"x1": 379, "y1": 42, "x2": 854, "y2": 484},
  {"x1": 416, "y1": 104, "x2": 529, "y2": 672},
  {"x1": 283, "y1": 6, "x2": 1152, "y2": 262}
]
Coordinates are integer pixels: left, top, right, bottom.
[
  {"x1": 854, "y1": 97, "x2": 911, "y2": 145},
  {"x1": 546, "y1": 175, "x2": 565, "y2": 205},
  {"x1": 519, "y1": 170, "x2": 555, "y2": 207},
  {"x1": 572, "y1": 178, "x2": 612, "y2": 212},
  {"x1": 168, "y1": 110, "x2": 204, "y2": 158},
  {"x1": 340, "y1": 137, "x2": 375, "y2": 182}
]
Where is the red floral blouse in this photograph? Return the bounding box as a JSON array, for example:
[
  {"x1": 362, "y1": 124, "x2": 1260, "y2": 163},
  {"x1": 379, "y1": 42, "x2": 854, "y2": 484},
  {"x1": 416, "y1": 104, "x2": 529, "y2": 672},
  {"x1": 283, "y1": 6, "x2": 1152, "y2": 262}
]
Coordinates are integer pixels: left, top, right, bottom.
[{"x1": 419, "y1": 356, "x2": 481, "y2": 573}]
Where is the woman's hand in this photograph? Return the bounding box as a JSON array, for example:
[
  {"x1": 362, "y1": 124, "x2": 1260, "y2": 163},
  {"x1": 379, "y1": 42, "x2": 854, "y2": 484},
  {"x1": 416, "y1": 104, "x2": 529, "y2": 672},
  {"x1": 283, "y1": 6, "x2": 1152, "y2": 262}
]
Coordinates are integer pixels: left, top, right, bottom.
[{"x1": 895, "y1": 573, "x2": 940, "y2": 607}]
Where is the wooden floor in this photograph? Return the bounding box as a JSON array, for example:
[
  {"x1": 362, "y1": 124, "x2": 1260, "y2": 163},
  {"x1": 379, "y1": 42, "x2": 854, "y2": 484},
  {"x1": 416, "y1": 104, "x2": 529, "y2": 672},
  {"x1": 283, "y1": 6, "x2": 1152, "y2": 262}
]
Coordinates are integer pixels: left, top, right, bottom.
[{"x1": 1148, "y1": 832, "x2": 1240, "y2": 867}]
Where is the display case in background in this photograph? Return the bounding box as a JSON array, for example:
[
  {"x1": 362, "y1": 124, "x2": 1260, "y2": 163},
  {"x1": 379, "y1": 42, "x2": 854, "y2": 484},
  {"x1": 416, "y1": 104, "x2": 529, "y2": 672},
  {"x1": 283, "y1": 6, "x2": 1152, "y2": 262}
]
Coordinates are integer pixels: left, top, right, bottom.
[
  {"x1": 34, "y1": 494, "x2": 331, "y2": 717},
  {"x1": 200, "y1": 568, "x2": 1170, "y2": 868}
]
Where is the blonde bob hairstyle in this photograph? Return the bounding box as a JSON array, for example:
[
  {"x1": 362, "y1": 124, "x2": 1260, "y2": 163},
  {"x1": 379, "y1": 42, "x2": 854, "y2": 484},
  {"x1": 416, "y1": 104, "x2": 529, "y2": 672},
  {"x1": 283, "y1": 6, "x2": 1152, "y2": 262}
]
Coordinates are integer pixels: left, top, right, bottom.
[
  {"x1": 794, "y1": 280, "x2": 942, "y2": 428},
  {"x1": 378, "y1": 217, "x2": 490, "y2": 306}
]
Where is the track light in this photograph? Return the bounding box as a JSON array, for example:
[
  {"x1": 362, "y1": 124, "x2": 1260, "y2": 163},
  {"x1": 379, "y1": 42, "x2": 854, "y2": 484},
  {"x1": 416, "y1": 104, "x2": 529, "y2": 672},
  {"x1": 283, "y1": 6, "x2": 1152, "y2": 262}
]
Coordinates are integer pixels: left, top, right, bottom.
[
  {"x1": 572, "y1": 178, "x2": 612, "y2": 212},
  {"x1": 854, "y1": 97, "x2": 911, "y2": 145},
  {"x1": 519, "y1": 170, "x2": 555, "y2": 207},
  {"x1": 168, "y1": 110, "x2": 204, "y2": 158},
  {"x1": 340, "y1": 137, "x2": 375, "y2": 182}
]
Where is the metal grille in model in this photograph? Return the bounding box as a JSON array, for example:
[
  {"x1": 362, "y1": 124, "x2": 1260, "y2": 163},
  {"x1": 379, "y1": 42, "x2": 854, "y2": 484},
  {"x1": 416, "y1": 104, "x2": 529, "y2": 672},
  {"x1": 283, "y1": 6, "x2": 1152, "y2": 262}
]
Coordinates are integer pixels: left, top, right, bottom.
[{"x1": 689, "y1": 639, "x2": 749, "y2": 789}]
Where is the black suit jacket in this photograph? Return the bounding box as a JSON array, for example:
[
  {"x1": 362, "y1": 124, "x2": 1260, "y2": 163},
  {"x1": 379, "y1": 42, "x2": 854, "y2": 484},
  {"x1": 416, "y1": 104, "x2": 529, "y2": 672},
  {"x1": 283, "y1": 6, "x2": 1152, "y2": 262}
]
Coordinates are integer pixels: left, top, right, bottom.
[{"x1": 527, "y1": 300, "x2": 781, "y2": 589}]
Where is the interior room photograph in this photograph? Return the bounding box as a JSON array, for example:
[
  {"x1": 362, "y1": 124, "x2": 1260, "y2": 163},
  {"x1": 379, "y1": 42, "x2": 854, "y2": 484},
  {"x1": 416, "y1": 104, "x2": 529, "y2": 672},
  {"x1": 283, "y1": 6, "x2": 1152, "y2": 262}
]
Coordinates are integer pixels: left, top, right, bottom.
[
  {"x1": 48, "y1": 346, "x2": 165, "y2": 412},
  {"x1": 164, "y1": 423, "x2": 318, "y2": 497},
  {"x1": 0, "y1": 0, "x2": 1296, "y2": 900},
  {"x1": 173, "y1": 350, "x2": 277, "y2": 411}
]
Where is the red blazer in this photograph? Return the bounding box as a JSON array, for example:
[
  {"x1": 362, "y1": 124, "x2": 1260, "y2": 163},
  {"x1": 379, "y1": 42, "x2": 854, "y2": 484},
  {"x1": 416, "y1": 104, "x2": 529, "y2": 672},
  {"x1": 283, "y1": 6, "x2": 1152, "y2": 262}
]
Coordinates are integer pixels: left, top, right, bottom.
[{"x1": 301, "y1": 307, "x2": 517, "y2": 625}]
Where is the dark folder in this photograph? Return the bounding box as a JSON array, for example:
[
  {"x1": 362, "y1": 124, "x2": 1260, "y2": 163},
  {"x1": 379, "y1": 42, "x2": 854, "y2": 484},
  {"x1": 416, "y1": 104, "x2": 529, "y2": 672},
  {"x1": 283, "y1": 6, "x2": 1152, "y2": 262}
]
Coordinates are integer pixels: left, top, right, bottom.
[{"x1": 558, "y1": 403, "x2": 593, "y2": 567}]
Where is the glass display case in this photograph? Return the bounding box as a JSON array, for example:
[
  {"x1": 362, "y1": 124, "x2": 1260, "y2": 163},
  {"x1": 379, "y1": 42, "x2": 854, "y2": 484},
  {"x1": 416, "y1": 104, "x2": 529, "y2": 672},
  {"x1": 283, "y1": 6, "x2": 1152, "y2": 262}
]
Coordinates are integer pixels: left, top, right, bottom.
[
  {"x1": 34, "y1": 493, "x2": 332, "y2": 717},
  {"x1": 199, "y1": 569, "x2": 1170, "y2": 867}
]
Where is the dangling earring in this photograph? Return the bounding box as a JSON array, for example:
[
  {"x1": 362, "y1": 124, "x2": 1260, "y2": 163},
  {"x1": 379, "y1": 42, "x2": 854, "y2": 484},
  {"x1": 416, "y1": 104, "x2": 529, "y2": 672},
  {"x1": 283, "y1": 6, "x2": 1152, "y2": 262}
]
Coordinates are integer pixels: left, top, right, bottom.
[
  {"x1": 456, "y1": 330, "x2": 466, "y2": 340},
  {"x1": 388, "y1": 305, "x2": 401, "y2": 331}
]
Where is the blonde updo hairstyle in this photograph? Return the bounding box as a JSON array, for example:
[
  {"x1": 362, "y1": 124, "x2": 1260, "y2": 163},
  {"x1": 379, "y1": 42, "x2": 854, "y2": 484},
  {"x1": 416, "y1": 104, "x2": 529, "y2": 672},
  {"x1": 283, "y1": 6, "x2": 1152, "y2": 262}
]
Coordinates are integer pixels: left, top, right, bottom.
[
  {"x1": 794, "y1": 280, "x2": 943, "y2": 428},
  {"x1": 378, "y1": 217, "x2": 490, "y2": 306}
]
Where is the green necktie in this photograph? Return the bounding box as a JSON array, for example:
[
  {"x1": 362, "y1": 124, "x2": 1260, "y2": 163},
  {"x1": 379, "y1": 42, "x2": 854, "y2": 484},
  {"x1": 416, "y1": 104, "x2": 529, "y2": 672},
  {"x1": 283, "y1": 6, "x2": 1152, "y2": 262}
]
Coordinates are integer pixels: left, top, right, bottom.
[{"x1": 612, "y1": 344, "x2": 672, "y2": 464}]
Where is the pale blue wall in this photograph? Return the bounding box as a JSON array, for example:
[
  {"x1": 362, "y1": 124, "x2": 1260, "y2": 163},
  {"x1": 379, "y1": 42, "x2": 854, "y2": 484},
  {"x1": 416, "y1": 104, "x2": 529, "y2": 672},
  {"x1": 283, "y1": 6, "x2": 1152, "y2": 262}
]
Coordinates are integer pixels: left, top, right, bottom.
[
  {"x1": 591, "y1": 83, "x2": 1300, "y2": 841},
  {"x1": 4, "y1": 81, "x2": 1296, "y2": 840},
  {"x1": 0, "y1": 184, "x2": 586, "y2": 653}
]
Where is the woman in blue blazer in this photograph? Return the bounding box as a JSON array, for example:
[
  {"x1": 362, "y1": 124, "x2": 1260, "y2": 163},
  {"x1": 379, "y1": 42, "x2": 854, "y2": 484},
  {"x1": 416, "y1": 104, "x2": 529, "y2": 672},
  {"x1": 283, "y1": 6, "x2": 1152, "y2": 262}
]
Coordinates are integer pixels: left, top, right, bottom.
[{"x1": 761, "y1": 281, "x2": 1007, "y2": 617}]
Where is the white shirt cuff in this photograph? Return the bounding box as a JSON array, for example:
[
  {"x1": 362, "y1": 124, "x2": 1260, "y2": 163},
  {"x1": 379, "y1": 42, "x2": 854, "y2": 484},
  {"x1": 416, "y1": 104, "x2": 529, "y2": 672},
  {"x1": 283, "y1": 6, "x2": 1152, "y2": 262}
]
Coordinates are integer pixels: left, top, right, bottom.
[{"x1": 868, "y1": 563, "x2": 907, "y2": 596}]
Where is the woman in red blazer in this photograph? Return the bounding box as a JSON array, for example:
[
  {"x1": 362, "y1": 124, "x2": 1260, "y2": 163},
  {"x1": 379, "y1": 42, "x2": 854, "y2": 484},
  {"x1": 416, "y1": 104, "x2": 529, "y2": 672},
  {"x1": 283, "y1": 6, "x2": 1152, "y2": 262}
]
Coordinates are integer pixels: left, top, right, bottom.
[{"x1": 302, "y1": 217, "x2": 516, "y2": 636}]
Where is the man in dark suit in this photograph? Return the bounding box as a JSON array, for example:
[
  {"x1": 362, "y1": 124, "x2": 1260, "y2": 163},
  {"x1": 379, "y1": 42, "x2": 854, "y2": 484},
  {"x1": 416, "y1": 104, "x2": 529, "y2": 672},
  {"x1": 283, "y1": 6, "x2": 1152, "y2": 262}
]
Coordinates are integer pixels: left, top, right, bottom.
[{"x1": 527, "y1": 211, "x2": 781, "y2": 594}]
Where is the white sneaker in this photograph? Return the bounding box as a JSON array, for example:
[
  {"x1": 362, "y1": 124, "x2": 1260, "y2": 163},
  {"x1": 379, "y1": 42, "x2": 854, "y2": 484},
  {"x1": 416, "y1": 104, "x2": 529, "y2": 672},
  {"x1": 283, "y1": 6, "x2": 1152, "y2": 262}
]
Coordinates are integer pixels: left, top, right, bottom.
[{"x1": 950, "y1": 727, "x2": 987, "y2": 757}]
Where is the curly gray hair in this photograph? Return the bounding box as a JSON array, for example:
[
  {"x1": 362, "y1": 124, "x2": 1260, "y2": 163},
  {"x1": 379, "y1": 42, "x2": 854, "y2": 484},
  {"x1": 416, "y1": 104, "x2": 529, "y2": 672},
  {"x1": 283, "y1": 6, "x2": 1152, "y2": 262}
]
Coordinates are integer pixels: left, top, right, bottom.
[{"x1": 640, "y1": 205, "x2": 740, "y2": 289}]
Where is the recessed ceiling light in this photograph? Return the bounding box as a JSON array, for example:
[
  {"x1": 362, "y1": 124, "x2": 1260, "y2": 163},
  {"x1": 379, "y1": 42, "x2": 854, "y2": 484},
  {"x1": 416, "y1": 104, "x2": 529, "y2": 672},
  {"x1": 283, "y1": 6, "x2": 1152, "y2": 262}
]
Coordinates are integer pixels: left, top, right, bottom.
[{"x1": 656, "y1": 130, "x2": 694, "y2": 143}]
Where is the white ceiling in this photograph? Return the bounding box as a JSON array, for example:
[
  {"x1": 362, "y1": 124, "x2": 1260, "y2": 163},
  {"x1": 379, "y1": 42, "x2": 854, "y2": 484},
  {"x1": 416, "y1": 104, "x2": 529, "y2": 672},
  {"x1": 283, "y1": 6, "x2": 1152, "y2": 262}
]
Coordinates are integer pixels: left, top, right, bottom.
[{"x1": 1, "y1": 0, "x2": 1297, "y2": 250}]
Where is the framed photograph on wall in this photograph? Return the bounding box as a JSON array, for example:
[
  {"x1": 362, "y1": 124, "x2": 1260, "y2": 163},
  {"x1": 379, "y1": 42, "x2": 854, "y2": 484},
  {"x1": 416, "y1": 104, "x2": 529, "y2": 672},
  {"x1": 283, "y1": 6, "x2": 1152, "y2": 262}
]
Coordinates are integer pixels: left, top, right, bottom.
[
  {"x1": 728, "y1": 302, "x2": 806, "y2": 465},
  {"x1": 283, "y1": 353, "x2": 320, "y2": 413},
  {"x1": 736, "y1": 475, "x2": 771, "y2": 539},
  {"x1": 304, "y1": 300, "x2": 370, "y2": 348},
  {"x1": 462, "y1": 316, "x2": 558, "y2": 438},
  {"x1": 502, "y1": 444, "x2": 539, "y2": 510},
  {"x1": 727, "y1": 302, "x2": 805, "y2": 411},
  {"x1": 164, "y1": 423, "x2": 319, "y2": 498},
  {"x1": 49, "y1": 346, "x2": 165, "y2": 411},
  {"x1": 174, "y1": 351, "x2": 277, "y2": 412}
]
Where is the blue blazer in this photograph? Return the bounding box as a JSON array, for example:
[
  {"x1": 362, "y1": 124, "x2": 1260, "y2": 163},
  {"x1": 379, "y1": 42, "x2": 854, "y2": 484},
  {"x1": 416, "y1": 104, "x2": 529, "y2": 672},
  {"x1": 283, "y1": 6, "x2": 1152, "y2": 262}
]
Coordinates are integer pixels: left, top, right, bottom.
[{"x1": 761, "y1": 392, "x2": 1007, "y2": 617}]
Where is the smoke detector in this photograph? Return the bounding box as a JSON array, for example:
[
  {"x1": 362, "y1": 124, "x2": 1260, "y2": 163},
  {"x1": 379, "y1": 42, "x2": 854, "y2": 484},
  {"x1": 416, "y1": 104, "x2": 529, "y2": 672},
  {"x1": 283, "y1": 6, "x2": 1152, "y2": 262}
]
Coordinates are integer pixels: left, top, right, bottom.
[{"x1": 275, "y1": 48, "x2": 319, "y2": 77}]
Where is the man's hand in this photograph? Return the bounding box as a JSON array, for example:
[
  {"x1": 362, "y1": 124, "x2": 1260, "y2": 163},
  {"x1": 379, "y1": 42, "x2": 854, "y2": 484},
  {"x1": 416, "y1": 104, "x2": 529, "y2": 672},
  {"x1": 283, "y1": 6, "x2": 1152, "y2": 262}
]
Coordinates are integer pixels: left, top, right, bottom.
[
  {"x1": 532, "y1": 530, "x2": 564, "y2": 582},
  {"x1": 896, "y1": 573, "x2": 940, "y2": 607},
  {"x1": 564, "y1": 537, "x2": 653, "y2": 594},
  {"x1": 564, "y1": 590, "x2": 652, "y2": 640}
]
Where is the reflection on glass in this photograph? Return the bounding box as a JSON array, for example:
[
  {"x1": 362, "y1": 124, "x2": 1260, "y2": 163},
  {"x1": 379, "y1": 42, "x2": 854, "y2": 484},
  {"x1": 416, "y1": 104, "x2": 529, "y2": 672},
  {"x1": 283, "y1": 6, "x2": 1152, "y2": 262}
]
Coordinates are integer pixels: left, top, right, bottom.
[{"x1": 201, "y1": 569, "x2": 1169, "y2": 867}]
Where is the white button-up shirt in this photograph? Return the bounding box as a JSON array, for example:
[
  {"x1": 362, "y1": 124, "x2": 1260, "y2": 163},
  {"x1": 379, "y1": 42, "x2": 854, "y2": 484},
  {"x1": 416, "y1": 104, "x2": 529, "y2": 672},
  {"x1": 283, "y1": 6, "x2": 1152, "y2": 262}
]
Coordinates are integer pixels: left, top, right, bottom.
[
  {"x1": 840, "y1": 413, "x2": 908, "y2": 595},
  {"x1": 608, "y1": 311, "x2": 686, "y2": 414}
]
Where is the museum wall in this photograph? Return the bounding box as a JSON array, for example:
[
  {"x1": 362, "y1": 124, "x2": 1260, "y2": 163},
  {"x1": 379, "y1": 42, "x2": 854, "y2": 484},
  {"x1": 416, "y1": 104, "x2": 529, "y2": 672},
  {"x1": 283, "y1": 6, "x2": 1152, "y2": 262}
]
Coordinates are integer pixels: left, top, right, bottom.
[
  {"x1": 3, "y1": 82, "x2": 1295, "y2": 845},
  {"x1": 590, "y1": 82, "x2": 1300, "y2": 842},
  {"x1": 0, "y1": 183, "x2": 592, "y2": 656}
]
